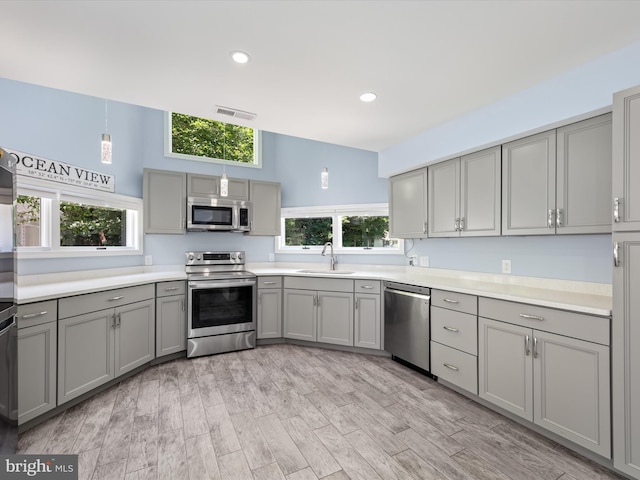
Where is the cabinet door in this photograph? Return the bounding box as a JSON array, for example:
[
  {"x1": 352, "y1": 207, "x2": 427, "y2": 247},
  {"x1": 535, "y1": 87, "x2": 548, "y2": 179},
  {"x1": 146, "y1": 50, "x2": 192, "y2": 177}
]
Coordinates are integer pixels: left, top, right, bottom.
[
  {"x1": 249, "y1": 180, "x2": 281, "y2": 236},
  {"x1": 18, "y1": 322, "x2": 56, "y2": 424},
  {"x1": 613, "y1": 84, "x2": 640, "y2": 231},
  {"x1": 461, "y1": 146, "x2": 501, "y2": 237},
  {"x1": 389, "y1": 168, "x2": 428, "y2": 238},
  {"x1": 227, "y1": 178, "x2": 250, "y2": 200},
  {"x1": 156, "y1": 295, "x2": 186, "y2": 357},
  {"x1": 143, "y1": 169, "x2": 186, "y2": 234},
  {"x1": 354, "y1": 293, "x2": 380, "y2": 349},
  {"x1": 115, "y1": 299, "x2": 155, "y2": 377},
  {"x1": 428, "y1": 158, "x2": 460, "y2": 237},
  {"x1": 479, "y1": 317, "x2": 533, "y2": 420},
  {"x1": 502, "y1": 130, "x2": 556, "y2": 235},
  {"x1": 533, "y1": 330, "x2": 610, "y2": 458},
  {"x1": 187, "y1": 173, "x2": 220, "y2": 197},
  {"x1": 317, "y1": 291, "x2": 354, "y2": 346},
  {"x1": 556, "y1": 114, "x2": 612, "y2": 234},
  {"x1": 283, "y1": 289, "x2": 317, "y2": 341},
  {"x1": 58, "y1": 310, "x2": 115, "y2": 404},
  {"x1": 258, "y1": 289, "x2": 282, "y2": 339},
  {"x1": 613, "y1": 232, "x2": 640, "y2": 476}
]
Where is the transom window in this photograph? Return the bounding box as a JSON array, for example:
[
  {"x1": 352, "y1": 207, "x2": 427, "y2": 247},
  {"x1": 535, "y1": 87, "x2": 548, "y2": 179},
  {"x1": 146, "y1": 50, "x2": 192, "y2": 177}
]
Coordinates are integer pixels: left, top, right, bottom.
[
  {"x1": 165, "y1": 112, "x2": 261, "y2": 167},
  {"x1": 277, "y1": 204, "x2": 402, "y2": 255}
]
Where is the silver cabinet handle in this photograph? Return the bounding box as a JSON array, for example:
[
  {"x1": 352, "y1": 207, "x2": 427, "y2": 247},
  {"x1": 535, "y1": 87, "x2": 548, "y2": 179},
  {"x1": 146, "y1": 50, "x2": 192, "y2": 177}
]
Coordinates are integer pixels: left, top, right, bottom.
[
  {"x1": 548, "y1": 209, "x2": 554, "y2": 228},
  {"x1": 525, "y1": 334, "x2": 530, "y2": 356},
  {"x1": 21, "y1": 311, "x2": 48, "y2": 319},
  {"x1": 555, "y1": 209, "x2": 562, "y2": 228},
  {"x1": 533, "y1": 337, "x2": 538, "y2": 358},
  {"x1": 108, "y1": 295, "x2": 124, "y2": 301},
  {"x1": 459, "y1": 217, "x2": 464, "y2": 231},
  {"x1": 443, "y1": 326, "x2": 459, "y2": 332},
  {"x1": 423, "y1": 221, "x2": 427, "y2": 234},
  {"x1": 443, "y1": 298, "x2": 459, "y2": 304},
  {"x1": 111, "y1": 313, "x2": 117, "y2": 329},
  {"x1": 313, "y1": 295, "x2": 317, "y2": 306},
  {"x1": 355, "y1": 299, "x2": 359, "y2": 310},
  {"x1": 519, "y1": 313, "x2": 544, "y2": 321},
  {"x1": 443, "y1": 363, "x2": 459, "y2": 371},
  {"x1": 614, "y1": 242, "x2": 620, "y2": 267},
  {"x1": 614, "y1": 197, "x2": 621, "y2": 223},
  {"x1": 164, "y1": 287, "x2": 180, "y2": 292},
  {"x1": 263, "y1": 281, "x2": 277, "y2": 285},
  {"x1": 116, "y1": 313, "x2": 121, "y2": 327},
  {"x1": 454, "y1": 218, "x2": 460, "y2": 231},
  {"x1": 360, "y1": 285, "x2": 374, "y2": 290}
]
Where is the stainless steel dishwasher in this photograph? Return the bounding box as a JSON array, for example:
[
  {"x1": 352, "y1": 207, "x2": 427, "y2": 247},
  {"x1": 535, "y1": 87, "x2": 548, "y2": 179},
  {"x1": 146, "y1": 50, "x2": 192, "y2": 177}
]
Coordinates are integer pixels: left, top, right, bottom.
[{"x1": 384, "y1": 281, "x2": 431, "y2": 371}]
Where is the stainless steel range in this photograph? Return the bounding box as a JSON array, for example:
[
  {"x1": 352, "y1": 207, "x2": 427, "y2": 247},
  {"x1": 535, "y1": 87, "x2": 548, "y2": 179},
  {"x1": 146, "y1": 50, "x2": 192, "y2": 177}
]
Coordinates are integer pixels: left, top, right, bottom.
[{"x1": 186, "y1": 251, "x2": 256, "y2": 358}]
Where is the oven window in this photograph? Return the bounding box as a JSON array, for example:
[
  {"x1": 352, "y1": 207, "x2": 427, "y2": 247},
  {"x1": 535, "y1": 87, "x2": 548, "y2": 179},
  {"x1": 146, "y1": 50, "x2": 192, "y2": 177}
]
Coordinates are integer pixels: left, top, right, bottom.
[
  {"x1": 192, "y1": 206, "x2": 232, "y2": 225},
  {"x1": 192, "y1": 286, "x2": 253, "y2": 329}
]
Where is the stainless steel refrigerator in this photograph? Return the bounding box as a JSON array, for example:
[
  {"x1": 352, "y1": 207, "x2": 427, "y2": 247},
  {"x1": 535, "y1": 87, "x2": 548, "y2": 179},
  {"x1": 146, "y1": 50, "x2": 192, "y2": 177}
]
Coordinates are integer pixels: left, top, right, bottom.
[{"x1": 0, "y1": 147, "x2": 17, "y2": 453}]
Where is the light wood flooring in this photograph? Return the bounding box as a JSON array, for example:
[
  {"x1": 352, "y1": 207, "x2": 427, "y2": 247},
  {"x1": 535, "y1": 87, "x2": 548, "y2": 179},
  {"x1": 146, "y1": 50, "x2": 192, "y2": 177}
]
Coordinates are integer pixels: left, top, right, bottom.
[{"x1": 18, "y1": 344, "x2": 622, "y2": 480}]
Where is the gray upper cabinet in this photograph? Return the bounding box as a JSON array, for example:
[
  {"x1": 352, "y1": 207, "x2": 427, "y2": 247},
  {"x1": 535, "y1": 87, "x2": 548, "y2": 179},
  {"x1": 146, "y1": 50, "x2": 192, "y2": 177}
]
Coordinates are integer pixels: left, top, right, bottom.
[
  {"x1": 249, "y1": 180, "x2": 281, "y2": 236},
  {"x1": 389, "y1": 168, "x2": 428, "y2": 238},
  {"x1": 428, "y1": 147, "x2": 501, "y2": 237},
  {"x1": 143, "y1": 168, "x2": 186, "y2": 234},
  {"x1": 187, "y1": 173, "x2": 249, "y2": 200},
  {"x1": 556, "y1": 114, "x2": 612, "y2": 234},
  {"x1": 502, "y1": 130, "x2": 557, "y2": 236},
  {"x1": 613, "y1": 84, "x2": 640, "y2": 231}
]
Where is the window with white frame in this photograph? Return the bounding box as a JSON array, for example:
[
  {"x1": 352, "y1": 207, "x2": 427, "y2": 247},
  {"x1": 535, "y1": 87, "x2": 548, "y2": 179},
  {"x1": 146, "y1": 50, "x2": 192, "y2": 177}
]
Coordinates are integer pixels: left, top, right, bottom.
[
  {"x1": 276, "y1": 204, "x2": 402, "y2": 254},
  {"x1": 164, "y1": 112, "x2": 261, "y2": 167},
  {"x1": 16, "y1": 178, "x2": 143, "y2": 258}
]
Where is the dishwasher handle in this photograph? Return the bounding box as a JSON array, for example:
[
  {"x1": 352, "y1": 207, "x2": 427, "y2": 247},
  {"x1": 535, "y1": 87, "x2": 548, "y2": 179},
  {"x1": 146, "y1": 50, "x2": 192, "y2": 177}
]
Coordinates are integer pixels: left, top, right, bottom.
[{"x1": 384, "y1": 288, "x2": 430, "y2": 301}]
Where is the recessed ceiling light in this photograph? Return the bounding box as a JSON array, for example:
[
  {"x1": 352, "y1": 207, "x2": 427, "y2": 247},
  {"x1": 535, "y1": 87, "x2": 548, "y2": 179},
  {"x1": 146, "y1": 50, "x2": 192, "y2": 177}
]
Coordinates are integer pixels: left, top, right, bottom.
[
  {"x1": 360, "y1": 92, "x2": 377, "y2": 102},
  {"x1": 231, "y1": 51, "x2": 250, "y2": 64}
]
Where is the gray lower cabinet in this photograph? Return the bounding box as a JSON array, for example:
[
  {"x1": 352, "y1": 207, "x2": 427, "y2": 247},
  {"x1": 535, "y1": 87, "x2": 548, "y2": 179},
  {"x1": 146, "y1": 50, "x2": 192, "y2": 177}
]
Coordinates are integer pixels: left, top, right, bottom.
[
  {"x1": 155, "y1": 281, "x2": 186, "y2": 357},
  {"x1": 249, "y1": 180, "x2": 281, "y2": 236},
  {"x1": 354, "y1": 279, "x2": 381, "y2": 349},
  {"x1": 58, "y1": 285, "x2": 155, "y2": 404},
  {"x1": 283, "y1": 289, "x2": 316, "y2": 341},
  {"x1": 479, "y1": 301, "x2": 611, "y2": 458},
  {"x1": 316, "y1": 291, "x2": 353, "y2": 346},
  {"x1": 257, "y1": 276, "x2": 282, "y2": 339},
  {"x1": 143, "y1": 168, "x2": 187, "y2": 234},
  {"x1": 613, "y1": 232, "x2": 640, "y2": 477},
  {"x1": 17, "y1": 301, "x2": 57, "y2": 424},
  {"x1": 389, "y1": 168, "x2": 428, "y2": 238}
]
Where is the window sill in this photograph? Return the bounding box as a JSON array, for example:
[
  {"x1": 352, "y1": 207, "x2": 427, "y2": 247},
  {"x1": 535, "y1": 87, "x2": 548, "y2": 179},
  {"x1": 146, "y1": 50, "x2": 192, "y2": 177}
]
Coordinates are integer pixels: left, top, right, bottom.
[{"x1": 17, "y1": 248, "x2": 142, "y2": 259}]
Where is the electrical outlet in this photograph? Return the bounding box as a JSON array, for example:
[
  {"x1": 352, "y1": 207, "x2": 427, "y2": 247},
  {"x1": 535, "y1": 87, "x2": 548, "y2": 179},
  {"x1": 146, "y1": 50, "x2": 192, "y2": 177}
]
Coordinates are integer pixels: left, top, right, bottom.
[
  {"x1": 501, "y1": 259, "x2": 511, "y2": 274},
  {"x1": 268, "y1": 253, "x2": 275, "y2": 262},
  {"x1": 409, "y1": 256, "x2": 418, "y2": 266},
  {"x1": 144, "y1": 255, "x2": 152, "y2": 266},
  {"x1": 419, "y1": 256, "x2": 429, "y2": 267}
]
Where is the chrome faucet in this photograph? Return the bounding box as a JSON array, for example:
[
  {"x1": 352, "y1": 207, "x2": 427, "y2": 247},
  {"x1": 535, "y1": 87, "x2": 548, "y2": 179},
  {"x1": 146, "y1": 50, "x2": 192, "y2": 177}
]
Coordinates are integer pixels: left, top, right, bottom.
[{"x1": 321, "y1": 241, "x2": 336, "y2": 270}]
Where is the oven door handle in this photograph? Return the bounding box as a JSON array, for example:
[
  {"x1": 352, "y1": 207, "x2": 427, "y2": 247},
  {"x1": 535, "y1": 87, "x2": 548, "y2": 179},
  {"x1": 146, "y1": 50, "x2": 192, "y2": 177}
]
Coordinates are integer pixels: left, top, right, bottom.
[{"x1": 188, "y1": 280, "x2": 256, "y2": 289}]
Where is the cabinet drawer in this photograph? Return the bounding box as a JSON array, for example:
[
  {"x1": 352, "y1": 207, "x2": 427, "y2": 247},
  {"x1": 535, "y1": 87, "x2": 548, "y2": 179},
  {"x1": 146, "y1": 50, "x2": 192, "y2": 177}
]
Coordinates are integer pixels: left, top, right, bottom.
[
  {"x1": 431, "y1": 307, "x2": 477, "y2": 355},
  {"x1": 17, "y1": 300, "x2": 57, "y2": 329},
  {"x1": 59, "y1": 284, "x2": 155, "y2": 319},
  {"x1": 479, "y1": 297, "x2": 609, "y2": 345},
  {"x1": 355, "y1": 279, "x2": 381, "y2": 294},
  {"x1": 431, "y1": 341, "x2": 478, "y2": 394},
  {"x1": 258, "y1": 276, "x2": 282, "y2": 289},
  {"x1": 156, "y1": 280, "x2": 186, "y2": 298},
  {"x1": 432, "y1": 290, "x2": 477, "y2": 315},
  {"x1": 284, "y1": 276, "x2": 353, "y2": 293}
]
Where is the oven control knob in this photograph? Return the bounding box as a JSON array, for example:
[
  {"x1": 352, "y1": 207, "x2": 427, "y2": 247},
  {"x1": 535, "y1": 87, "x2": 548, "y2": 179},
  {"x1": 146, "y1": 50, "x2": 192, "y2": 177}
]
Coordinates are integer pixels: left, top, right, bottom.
[
  {"x1": 231, "y1": 253, "x2": 238, "y2": 260},
  {"x1": 188, "y1": 254, "x2": 195, "y2": 261},
  {"x1": 196, "y1": 254, "x2": 202, "y2": 261},
  {"x1": 237, "y1": 252, "x2": 244, "y2": 261}
]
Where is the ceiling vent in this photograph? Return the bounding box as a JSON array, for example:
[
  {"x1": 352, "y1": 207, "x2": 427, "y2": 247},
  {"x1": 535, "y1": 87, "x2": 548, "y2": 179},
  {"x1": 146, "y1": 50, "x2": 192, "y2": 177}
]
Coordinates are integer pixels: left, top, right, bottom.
[{"x1": 214, "y1": 105, "x2": 256, "y2": 121}]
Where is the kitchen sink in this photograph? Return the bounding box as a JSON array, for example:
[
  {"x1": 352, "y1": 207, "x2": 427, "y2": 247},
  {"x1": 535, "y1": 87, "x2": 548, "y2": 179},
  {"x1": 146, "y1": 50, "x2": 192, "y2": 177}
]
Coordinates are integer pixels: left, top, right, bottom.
[{"x1": 296, "y1": 269, "x2": 355, "y2": 275}]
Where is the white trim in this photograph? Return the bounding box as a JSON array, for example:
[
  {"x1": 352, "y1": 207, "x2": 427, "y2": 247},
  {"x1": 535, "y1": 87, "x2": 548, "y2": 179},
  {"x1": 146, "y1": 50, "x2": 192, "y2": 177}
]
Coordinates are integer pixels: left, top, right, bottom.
[{"x1": 163, "y1": 111, "x2": 262, "y2": 168}]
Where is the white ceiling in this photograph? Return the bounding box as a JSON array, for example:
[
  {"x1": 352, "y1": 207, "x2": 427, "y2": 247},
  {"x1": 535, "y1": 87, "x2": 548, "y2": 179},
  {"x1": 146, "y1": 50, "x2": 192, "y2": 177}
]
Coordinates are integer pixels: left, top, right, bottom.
[{"x1": 2, "y1": 1, "x2": 640, "y2": 152}]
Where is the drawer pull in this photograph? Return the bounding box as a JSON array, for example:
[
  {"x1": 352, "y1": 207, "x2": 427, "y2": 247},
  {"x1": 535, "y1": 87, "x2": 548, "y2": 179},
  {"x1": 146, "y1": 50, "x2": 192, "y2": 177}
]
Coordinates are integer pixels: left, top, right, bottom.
[
  {"x1": 164, "y1": 287, "x2": 180, "y2": 292},
  {"x1": 525, "y1": 335, "x2": 530, "y2": 356},
  {"x1": 361, "y1": 285, "x2": 374, "y2": 289},
  {"x1": 519, "y1": 313, "x2": 544, "y2": 321},
  {"x1": 443, "y1": 326, "x2": 459, "y2": 333},
  {"x1": 108, "y1": 295, "x2": 125, "y2": 301},
  {"x1": 263, "y1": 281, "x2": 277, "y2": 285},
  {"x1": 443, "y1": 298, "x2": 459, "y2": 304},
  {"x1": 21, "y1": 311, "x2": 48, "y2": 319},
  {"x1": 443, "y1": 363, "x2": 459, "y2": 371}
]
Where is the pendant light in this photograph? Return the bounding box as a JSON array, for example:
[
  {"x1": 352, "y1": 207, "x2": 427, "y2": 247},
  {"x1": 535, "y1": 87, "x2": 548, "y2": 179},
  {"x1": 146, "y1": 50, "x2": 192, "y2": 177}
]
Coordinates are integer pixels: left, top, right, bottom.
[
  {"x1": 101, "y1": 99, "x2": 112, "y2": 164},
  {"x1": 321, "y1": 167, "x2": 329, "y2": 189}
]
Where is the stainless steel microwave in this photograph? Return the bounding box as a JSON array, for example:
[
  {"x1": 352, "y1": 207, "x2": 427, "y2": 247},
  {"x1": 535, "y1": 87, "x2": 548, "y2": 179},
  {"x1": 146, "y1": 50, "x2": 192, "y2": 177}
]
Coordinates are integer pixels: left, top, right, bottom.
[{"x1": 187, "y1": 197, "x2": 252, "y2": 232}]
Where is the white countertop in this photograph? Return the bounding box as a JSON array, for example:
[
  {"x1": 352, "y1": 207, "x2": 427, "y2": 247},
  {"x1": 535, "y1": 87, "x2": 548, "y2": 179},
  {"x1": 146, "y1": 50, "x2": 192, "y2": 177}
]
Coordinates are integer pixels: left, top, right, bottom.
[{"x1": 17, "y1": 263, "x2": 612, "y2": 317}]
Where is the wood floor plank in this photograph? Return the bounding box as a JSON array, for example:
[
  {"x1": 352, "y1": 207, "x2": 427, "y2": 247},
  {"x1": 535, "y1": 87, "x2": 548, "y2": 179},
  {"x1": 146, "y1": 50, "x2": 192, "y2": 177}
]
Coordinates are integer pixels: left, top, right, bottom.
[
  {"x1": 98, "y1": 408, "x2": 135, "y2": 466},
  {"x1": 185, "y1": 433, "x2": 222, "y2": 480},
  {"x1": 124, "y1": 467, "x2": 157, "y2": 480},
  {"x1": 348, "y1": 390, "x2": 409, "y2": 434},
  {"x1": 281, "y1": 389, "x2": 329, "y2": 430},
  {"x1": 340, "y1": 403, "x2": 408, "y2": 456},
  {"x1": 230, "y1": 411, "x2": 276, "y2": 470},
  {"x1": 285, "y1": 467, "x2": 318, "y2": 480},
  {"x1": 218, "y1": 450, "x2": 254, "y2": 480},
  {"x1": 45, "y1": 412, "x2": 86, "y2": 454},
  {"x1": 135, "y1": 379, "x2": 160, "y2": 416},
  {"x1": 344, "y1": 429, "x2": 413, "y2": 480},
  {"x1": 204, "y1": 403, "x2": 242, "y2": 457},
  {"x1": 180, "y1": 390, "x2": 209, "y2": 438},
  {"x1": 18, "y1": 412, "x2": 61, "y2": 454},
  {"x1": 245, "y1": 359, "x2": 272, "y2": 385},
  {"x1": 127, "y1": 413, "x2": 158, "y2": 474},
  {"x1": 157, "y1": 428, "x2": 189, "y2": 480},
  {"x1": 114, "y1": 375, "x2": 142, "y2": 412},
  {"x1": 198, "y1": 374, "x2": 225, "y2": 407},
  {"x1": 392, "y1": 449, "x2": 448, "y2": 480},
  {"x1": 219, "y1": 380, "x2": 252, "y2": 415},
  {"x1": 282, "y1": 416, "x2": 341, "y2": 479},
  {"x1": 306, "y1": 391, "x2": 358, "y2": 435},
  {"x1": 158, "y1": 389, "x2": 183, "y2": 433},
  {"x1": 92, "y1": 459, "x2": 127, "y2": 480},
  {"x1": 252, "y1": 462, "x2": 287, "y2": 480},
  {"x1": 257, "y1": 413, "x2": 309, "y2": 475},
  {"x1": 451, "y1": 448, "x2": 513, "y2": 480},
  {"x1": 395, "y1": 392, "x2": 463, "y2": 436},
  {"x1": 78, "y1": 447, "x2": 101, "y2": 480},
  {"x1": 244, "y1": 380, "x2": 276, "y2": 418},
  {"x1": 72, "y1": 401, "x2": 114, "y2": 453}
]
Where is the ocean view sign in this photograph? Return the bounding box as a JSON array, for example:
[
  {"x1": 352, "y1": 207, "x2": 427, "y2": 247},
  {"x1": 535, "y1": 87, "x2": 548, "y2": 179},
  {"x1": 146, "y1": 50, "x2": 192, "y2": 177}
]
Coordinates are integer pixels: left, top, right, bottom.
[{"x1": 6, "y1": 149, "x2": 115, "y2": 192}]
